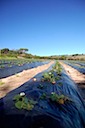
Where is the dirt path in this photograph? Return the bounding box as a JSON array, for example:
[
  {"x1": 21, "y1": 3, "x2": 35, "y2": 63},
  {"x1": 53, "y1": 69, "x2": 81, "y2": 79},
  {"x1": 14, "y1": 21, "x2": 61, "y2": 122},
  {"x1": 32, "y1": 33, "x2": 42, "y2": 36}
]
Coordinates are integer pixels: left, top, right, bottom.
[
  {"x1": 59, "y1": 61, "x2": 85, "y2": 99},
  {"x1": 0, "y1": 61, "x2": 54, "y2": 98}
]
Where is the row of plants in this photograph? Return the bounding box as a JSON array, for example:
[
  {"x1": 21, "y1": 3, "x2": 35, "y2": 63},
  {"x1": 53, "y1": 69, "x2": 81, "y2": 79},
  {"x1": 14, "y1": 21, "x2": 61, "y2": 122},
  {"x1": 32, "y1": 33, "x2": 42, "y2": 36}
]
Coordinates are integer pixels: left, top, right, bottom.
[
  {"x1": 42, "y1": 61, "x2": 62, "y2": 84},
  {"x1": 64, "y1": 60, "x2": 85, "y2": 74},
  {"x1": 0, "y1": 60, "x2": 27, "y2": 69},
  {"x1": 0, "y1": 59, "x2": 44, "y2": 69},
  {"x1": 13, "y1": 61, "x2": 72, "y2": 111},
  {"x1": 40, "y1": 92, "x2": 72, "y2": 104},
  {"x1": 13, "y1": 91, "x2": 72, "y2": 111},
  {"x1": 66, "y1": 60, "x2": 85, "y2": 67},
  {"x1": 3, "y1": 60, "x2": 85, "y2": 128}
]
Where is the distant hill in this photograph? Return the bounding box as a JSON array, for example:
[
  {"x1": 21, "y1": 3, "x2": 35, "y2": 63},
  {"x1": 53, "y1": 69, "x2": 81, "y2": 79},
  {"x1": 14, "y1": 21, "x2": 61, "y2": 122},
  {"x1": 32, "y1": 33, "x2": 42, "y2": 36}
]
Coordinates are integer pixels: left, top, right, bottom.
[{"x1": 0, "y1": 48, "x2": 85, "y2": 60}]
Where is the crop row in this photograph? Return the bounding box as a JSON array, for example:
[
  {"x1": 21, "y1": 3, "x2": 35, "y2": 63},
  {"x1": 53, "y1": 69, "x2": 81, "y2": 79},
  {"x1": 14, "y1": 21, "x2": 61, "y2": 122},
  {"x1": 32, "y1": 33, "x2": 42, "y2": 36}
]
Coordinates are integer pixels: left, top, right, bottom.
[
  {"x1": 0, "y1": 61, "x2": 49, "y2": 78},
  {"x1": 0, "y1": 59, "x2": 45, "y2": 69},
  {"x1": 64, "y1": 60, "x2": 85, "y2": 74},
  {"x1": 0, "y1": 61, "x2": 85, "y2": 128}
]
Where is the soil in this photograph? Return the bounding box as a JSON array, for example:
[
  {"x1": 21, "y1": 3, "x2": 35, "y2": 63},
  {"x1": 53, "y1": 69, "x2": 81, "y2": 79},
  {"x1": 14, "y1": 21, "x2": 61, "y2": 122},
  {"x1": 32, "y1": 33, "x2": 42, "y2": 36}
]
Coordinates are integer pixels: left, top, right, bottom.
[
  {"x1": 0, "y1": 61, "x2": 54, "y2": 98},
  {"x1": 59, "y1": 61, "x2": 85, "y2": 100}
]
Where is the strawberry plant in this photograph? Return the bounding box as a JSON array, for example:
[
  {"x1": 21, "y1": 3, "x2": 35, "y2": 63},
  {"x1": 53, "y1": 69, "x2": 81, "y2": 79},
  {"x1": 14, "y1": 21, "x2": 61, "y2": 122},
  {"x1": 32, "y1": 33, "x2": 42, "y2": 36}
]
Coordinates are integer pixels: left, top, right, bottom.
[
  {"x1": 42, "y1": 71, "x2": 56, "y2": 84},
  {"x1": 53, "y1": 61, "x2": 62, "y2": 75},
  {"x1": 50, "y1": 92, "x2": 71, "y2": 104},
  {"x1": 42, "y1": 61, "x2": 62, "y2": 84},
  {"x1": 13, "y1": 93, "x2": 37, "y2": 110}
]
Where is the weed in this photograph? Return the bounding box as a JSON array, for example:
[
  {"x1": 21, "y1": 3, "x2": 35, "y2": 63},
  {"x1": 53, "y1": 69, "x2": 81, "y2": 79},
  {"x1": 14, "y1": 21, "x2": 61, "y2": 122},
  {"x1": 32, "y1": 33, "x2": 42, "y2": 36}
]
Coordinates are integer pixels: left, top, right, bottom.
[
  {"x1": 16, "y1": 74, "x2": 20, "y2": 77},
  {"x1": 0, "y1": 81, "x2": 5, "y2": 85}
]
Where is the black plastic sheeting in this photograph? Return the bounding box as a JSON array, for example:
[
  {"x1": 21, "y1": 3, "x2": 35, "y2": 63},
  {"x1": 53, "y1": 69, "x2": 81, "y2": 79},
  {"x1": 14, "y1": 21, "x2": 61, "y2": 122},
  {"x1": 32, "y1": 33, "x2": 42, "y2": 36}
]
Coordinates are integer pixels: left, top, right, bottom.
[
  {"x1": 0, "y1": 63, "x2": 85, "y2": 128},
  {"x1": 75, "y1": 62, "x2": 85, "y2": 67},
  {"x1": 0, "y1": 61, "x2": 49, "y2": 79},
  {"x1": 64, "y1": 61, "x2": 85, "y2": 74}
]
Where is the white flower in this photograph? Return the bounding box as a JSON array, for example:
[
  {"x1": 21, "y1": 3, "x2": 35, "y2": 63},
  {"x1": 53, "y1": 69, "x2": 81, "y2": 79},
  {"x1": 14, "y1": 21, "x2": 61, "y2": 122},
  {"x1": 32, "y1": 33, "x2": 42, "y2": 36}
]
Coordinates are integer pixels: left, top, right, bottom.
[
  {"x1": 33, "y1": 78, "x2": 37, "y2": 81},
  {"x1": 49, "y1": 72, "x2": 52, "y2": 75},
  {"x1": 20, "y1": 92, "x2": 25, "y2": 96},
  {"x1": 51, "y1": 92, "x2": 55, "y2": 94}
]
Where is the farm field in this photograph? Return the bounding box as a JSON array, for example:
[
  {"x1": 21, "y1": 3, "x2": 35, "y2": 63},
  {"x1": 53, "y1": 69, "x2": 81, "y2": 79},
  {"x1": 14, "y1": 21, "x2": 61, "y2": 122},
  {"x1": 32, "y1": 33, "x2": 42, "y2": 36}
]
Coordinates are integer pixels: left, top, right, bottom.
[
  {"x1": 0, "y1": 60, "x2": 85, "y2": 128},
  {"x1": 1, "y1": 0, "x2": 85, "y2": 127}
]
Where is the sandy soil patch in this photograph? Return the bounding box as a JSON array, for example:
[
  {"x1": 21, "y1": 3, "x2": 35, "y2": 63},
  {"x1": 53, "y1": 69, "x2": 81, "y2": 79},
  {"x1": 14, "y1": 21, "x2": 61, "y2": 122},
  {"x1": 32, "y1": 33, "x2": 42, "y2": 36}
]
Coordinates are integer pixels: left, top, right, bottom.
[{"x1": 0, "y1": 61, "x2": 54, "y2": 98}]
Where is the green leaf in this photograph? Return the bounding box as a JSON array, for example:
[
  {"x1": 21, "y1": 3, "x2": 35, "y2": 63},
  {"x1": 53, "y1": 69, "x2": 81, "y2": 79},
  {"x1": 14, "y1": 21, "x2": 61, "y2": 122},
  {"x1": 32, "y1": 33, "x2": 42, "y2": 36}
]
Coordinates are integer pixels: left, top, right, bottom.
[
  {"x1": 15, "y1": 101, "x2": 22, "y2": 109},
  {"x1": 22, "y1": 102, "x2": 28, "y2": 109},
  {"x1": 23, "y1": 97, "x2": 28, "y2": 103},
  {"x1": 27, "y1": 103, "x2": 34, "y2": 110},
  {"x1": 13, "y1": 94, "x2": 21, "y2": 101},
  {"x1": 29, "y1": 99, "x2": 38, "y2": 105},
  {"x1": 50, "y1": 93, "x2": 57, "y2": 101}
]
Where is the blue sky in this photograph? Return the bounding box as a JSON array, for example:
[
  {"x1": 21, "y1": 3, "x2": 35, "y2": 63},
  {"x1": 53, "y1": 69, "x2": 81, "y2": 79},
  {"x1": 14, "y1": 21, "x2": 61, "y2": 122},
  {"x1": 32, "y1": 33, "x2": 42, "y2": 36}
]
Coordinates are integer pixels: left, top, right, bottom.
[{"x1": 0, "y1": 0, "x2": 85, "y2": 56}]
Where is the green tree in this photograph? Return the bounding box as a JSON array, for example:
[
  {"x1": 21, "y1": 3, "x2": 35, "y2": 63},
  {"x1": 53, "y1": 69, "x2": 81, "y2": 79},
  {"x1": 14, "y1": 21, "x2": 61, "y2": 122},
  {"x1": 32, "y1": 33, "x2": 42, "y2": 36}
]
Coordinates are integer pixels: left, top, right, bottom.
[
  {"x1": 18, "y1": 48, "x2": 29, "y2": 54},
  {"x1": 1, "y1": 48, "x2": 9, "y2": 54},
  {"x1": 60, "y1": 55, "x2": 67, "y2": 60}
]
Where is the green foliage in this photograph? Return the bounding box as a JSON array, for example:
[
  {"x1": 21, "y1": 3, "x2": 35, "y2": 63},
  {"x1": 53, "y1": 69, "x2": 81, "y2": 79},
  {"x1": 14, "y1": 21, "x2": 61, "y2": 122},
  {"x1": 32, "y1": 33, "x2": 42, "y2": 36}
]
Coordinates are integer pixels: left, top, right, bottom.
[
  {"x1": 13, "y1": 94, "x2": 37, "y2": 110},
  {"x1": 0, "y1": 65, "x2": 5, "y2": 68},
  {"x1": 16, "y1": 74, "x2": 20, "y2": 77},
  {"x1": 0, "y1": 48, "x2": 30, "y2": 59},
  {"x1": 40, "y1": 93, "x2": 47, "y2": 100},
  {"x1": 50, "y1": 92, "x2": 58, "y2": 101},
  {"x1": 50, "y1": 92, "x2": 71, "y2": 104},
  {"x1": 60, "y1": 55, "x2": 67, "y2": 60},
  {"x1": 42, "y1": 72, "x2": 53, "y2": 80},
  {"x1": 42, "y1": 61, "x2": 62, "y2": 84},
  {"x1": 13, "y1": 94, "x2": 21, "y2": 101},
  {"x1": 1, "y1": 48, "x2": 9, "y2": 54},
  {"x1": 18, "y1": 48, "x2": 29, "y2": 54},
  {"x1": 53, "y1": 61, "x2": 62, "y2": 75},
  {"x1": 42, "y1": 71, "x2": 56, "y2": 84},
  {"x1": 39, "y1": 92, "x2": 72, "y2": 105},
  {"x1": 0, "y1": 80, "x2": 5, "y2": 86}
]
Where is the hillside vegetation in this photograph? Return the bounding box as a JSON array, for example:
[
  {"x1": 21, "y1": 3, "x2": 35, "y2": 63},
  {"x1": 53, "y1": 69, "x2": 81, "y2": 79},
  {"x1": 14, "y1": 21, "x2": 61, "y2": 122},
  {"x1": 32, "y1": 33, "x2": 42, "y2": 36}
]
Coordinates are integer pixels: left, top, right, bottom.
[{"x1": 0, "y1": 48, "x2": 85, "y2": 60}]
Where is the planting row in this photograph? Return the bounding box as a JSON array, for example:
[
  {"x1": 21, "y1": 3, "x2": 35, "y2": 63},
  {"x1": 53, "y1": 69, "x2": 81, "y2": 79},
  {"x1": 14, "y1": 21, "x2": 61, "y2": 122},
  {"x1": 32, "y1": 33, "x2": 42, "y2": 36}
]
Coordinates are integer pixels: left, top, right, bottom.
[
  {"x1": 0, "y1": 59, "x2": 45, "y2": 69},
  {"x1": 69, "y1": 60, "x2": 85, "y2": 67},
  {"x1": 0, "y1": 61, "x2": 85, "y2": 128},
  {"x1": 64, "y1": 60, "x2": 85, "y2": 74},
  {"x1": 0, "y1": 61, "x2": 50, "y2": 79}
]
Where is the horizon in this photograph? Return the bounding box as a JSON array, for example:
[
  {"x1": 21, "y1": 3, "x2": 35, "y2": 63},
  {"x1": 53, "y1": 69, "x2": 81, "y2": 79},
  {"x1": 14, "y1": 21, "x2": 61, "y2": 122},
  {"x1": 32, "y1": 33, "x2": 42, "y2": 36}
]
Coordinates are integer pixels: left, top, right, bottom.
[{"x1": 0, "y1": 0, "x2": 85, "y2": 56}]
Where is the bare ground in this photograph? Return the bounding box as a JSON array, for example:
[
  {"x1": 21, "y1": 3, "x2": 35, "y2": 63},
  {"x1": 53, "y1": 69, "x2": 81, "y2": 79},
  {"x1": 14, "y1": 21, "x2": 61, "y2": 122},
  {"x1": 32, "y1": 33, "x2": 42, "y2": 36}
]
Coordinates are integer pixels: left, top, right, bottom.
[
  {"x1": 0, "y1": 61, "x2": 54, "y2": 98},
  {"x1": 59, "y1": 61, "x2": 85, "y2": 100}
]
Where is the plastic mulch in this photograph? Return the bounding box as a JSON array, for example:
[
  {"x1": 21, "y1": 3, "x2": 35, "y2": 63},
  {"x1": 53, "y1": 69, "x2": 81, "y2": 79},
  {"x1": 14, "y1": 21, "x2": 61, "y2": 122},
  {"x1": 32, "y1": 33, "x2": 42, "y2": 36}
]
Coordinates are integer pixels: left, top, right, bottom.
[{"x1": 0, "y1": 64, "x2": 85, "y2": 128}]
